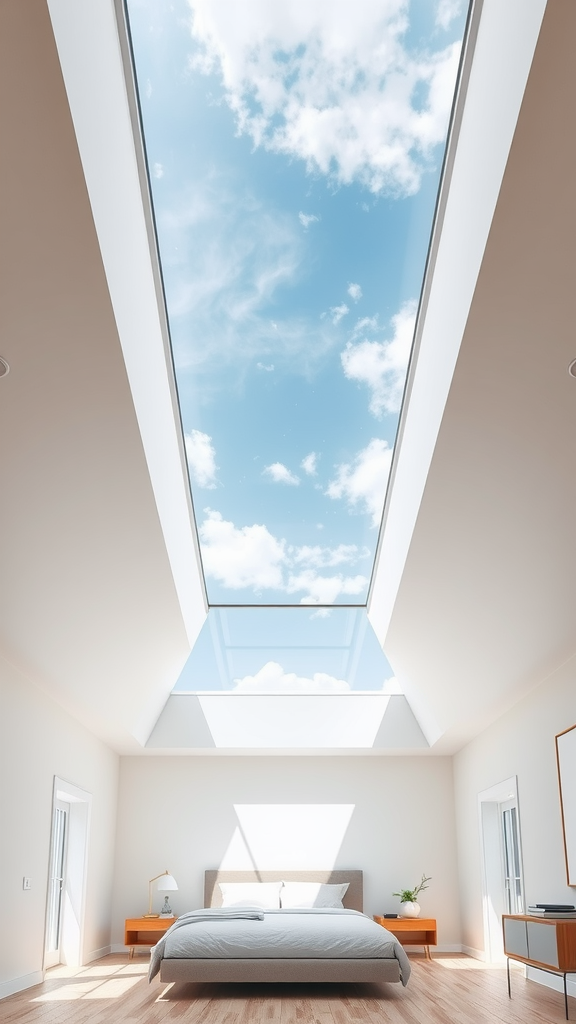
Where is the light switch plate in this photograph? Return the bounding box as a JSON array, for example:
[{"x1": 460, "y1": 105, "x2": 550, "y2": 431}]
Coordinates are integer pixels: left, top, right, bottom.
[{"x1": 23, "y1": 877, "x2": 31, "y2": 890}]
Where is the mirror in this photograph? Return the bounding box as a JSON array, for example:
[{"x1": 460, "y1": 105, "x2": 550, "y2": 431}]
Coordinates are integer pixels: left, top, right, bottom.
[{"x1": 556, "y1": 724, "x2": 576, "y2": 886}]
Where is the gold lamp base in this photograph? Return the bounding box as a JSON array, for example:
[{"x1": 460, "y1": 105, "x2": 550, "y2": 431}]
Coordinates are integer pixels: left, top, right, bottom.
[{"x1": 142, "y1": 912, "x2": 160, "y2": 919}]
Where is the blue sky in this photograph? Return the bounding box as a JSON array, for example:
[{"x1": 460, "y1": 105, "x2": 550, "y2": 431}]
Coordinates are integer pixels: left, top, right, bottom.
[
  {"x1": 127, "y1": 0, "x2": 467, "y2": 608},
  {"x1": 172, "y1": 608, "x2": 397, "y2": 692}
]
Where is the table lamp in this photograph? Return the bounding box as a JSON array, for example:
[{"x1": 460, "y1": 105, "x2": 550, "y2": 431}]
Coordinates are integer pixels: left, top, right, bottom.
[{"x1": 144, "y1": 870, "x2": 178, "y2": 918}]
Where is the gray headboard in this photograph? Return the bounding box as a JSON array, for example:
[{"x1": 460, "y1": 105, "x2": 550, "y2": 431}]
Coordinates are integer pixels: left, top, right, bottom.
[{"x1": 205, "y1": 870, "x2": 363, "y2": 913}]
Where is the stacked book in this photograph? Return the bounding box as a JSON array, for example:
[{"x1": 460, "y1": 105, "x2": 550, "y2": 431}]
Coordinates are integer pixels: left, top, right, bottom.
[{"x1": 527, "y1": 904, "x2": 576, "y2": 918}]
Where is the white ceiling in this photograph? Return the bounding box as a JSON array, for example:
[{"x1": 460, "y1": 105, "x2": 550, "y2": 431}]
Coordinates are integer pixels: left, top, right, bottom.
[{"x1": 1, "y1": 0, "x2": 572, "y2": 756}]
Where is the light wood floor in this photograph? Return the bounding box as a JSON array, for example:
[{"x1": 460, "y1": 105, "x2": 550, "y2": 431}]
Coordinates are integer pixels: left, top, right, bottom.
[{"x1": 2, "y1": 954, "x2": 573, "y2": 1024}]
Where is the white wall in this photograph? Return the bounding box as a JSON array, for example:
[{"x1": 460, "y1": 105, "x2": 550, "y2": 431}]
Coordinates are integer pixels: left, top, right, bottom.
[
  {"x1": 0, "y1": 651, "x2": 119, "y2": 997},
  {"x1": 453, "y1": 652, "x2": 576, "y2": 957},
  {"x1": 112, "y1": 754, "x2": 461, "y2": 949}
]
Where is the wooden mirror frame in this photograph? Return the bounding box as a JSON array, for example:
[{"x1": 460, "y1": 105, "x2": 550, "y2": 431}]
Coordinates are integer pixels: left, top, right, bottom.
[{"x1": 556, "y1": 724, "x2": 576, "y2": 886}]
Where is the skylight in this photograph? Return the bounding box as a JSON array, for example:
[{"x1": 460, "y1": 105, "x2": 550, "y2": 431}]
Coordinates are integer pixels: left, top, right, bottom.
[
  {"x1": 126, "y1": 0, "x2": 468, "y2": 607},
  {"x1": 172, "y1": 607, "x2": 397, "y2": 692}
]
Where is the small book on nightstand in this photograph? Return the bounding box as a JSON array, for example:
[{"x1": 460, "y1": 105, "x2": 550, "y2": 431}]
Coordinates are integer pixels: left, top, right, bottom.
[{"x1": 528, "y1": 904, "x2": 576, "y2": 917}]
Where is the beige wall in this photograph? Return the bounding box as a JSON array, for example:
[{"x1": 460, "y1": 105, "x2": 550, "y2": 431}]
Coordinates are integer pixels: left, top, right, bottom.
[
  {"x1": 453, "y1": 652, "x2": 576, "y2": 956},
  {"x1": 0, "y1": 651, "x2": 119, "y2": 997},
  {"x1": 111, "y1": 754, "x2": 461, "y2": 950}
]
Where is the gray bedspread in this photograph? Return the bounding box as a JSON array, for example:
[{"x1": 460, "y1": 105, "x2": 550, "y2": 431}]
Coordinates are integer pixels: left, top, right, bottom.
[{"x1": 149, "y1": 907, "x2": 411, "y2": 985}]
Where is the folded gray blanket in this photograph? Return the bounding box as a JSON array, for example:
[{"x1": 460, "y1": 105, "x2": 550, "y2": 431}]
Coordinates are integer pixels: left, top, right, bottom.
[{"x1": 149, "y1": 909, "x2": 265, "y2": 981}]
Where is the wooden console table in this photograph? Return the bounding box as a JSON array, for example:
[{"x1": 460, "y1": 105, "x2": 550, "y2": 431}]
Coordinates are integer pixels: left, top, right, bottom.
[
  {"x1": 503, "y1": 914, "x2": 576, "y2": 1019},
  {"x1": 373, "y1": 916, "x2": 437, "y2": 959},
  {"x1": 124, "y1": 916, "x2": 175, "y2": 958}
]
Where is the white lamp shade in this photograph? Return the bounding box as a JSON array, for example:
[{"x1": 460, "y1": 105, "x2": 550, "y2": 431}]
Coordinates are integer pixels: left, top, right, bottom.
[{"x1": 157, "y1": 873, "x2": 178, "y2": 892}]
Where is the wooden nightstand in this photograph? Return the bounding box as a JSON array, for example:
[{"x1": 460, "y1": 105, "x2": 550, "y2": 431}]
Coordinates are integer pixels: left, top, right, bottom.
[
  {"x1": 373, "y1": 916, "x2": 437, "y2": 959},
  {"x1": 124, "y1": 917, "x2": 175, "y2": 958}
]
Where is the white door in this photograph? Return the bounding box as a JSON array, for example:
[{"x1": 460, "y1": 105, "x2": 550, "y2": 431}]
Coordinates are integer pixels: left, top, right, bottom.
[
  {"x1": 45, "y1": 798, "x2": 69, "y2": 968},
  {"x1": 500, "y1": 798, "x2": 524, "y2": 915},
  {"x1": 479, "y1": 778, "x2": 525, "y2": 962}
]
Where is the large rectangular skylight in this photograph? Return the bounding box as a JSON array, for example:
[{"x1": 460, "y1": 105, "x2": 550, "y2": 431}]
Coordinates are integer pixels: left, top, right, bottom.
[
  {"x1": 172, "y1": 607, "x2": 397, "y2": 692},
  {"x1": 126, "y1": 0, "x2": 468, "y2": 607}
]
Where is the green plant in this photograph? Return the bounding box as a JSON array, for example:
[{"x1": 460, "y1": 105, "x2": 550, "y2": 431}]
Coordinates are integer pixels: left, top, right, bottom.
[{"x1": 393, "y1": 874, "x2": 431, "y2": 903}]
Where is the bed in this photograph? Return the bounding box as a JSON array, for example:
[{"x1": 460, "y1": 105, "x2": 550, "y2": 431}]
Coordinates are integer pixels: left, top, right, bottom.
[{"x1": 149, "y1": 870, "x2": 410, "y2": 986}]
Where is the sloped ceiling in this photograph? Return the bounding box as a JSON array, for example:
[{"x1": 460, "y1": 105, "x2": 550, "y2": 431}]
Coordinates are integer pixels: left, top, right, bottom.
[
  {"x1": 0, "y1": 0, "x2": 205, "y2": 751},
  {"x1": 373, "y1": 0, "x2": 576, "y2": 752}
]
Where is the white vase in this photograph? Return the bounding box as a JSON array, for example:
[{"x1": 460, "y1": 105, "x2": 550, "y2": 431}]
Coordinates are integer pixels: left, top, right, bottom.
[{"x1": 400, "y1": 901, "x2": 420, "y2": 918}]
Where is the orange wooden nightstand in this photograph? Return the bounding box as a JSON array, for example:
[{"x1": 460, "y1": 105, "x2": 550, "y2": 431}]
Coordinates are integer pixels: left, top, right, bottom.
[
  {"x1": 373, "y1": 916, "x2": 437, "y2": 959},
  {"x1": 124, "y1": 916, "x2": 175, "y2": 958}
]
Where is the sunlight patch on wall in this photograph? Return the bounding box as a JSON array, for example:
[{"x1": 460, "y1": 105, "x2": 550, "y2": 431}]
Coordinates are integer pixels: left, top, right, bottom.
[{"x1": 219, "y1": 804, "x2": 355, "y2": 870}]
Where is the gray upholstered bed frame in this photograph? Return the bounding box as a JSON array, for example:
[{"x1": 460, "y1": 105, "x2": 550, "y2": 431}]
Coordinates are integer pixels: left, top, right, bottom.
[
  {"x1": 158, "y1": 870, "x2": 402, "y2": 985},
  {"x1": 205, "y1": 869, "x2": 363, "y2": 912}
]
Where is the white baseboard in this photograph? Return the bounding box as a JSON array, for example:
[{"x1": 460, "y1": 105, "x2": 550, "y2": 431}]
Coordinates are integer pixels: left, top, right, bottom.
[
  {"x1": 85, "y1": 945, "x2": 111, "y2": 963},
  {"x1": 106, "y1": 942, "x2": 478, "y2": 961},
  {"x1": 110, "y1": 944, "x2": 468, "y2": 959},
  {"x1": 0, "y1": 971, "x2": 44, "y2": 1001},
  {"x1": 526, "y1": 966, "x2": 576, "y2": 998},
  {"x1": 462, "y1": 945, "x2": 486, "y2": 960},
  {"x1": 106, "y1": 942, "x2": 483, "y2": 961}
]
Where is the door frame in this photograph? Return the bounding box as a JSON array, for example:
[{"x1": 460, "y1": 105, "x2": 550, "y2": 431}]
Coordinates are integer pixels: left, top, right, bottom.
[
  {"x1": 44, "y1": 777, "x2": 92, "y2": 969},
  {"x1": 478, "y1": 776, "x2": 525, "y2": 962}
]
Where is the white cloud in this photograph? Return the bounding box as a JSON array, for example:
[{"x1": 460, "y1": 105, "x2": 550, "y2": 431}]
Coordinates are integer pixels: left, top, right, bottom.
[
  {"x1": 301, "y1": 451, "x2": 318, "y2": 476},
  {"x1": 263, "y1": 462, "x2": 300, "y2": 485},
  {"x1": 257, "y1": 362, "x2": 275, "y2": 371},
  {"x1": 185, "y1": 429, "x2": 219, "y2": 488},
  {"x1": 286, "y1": 570, "x2": 368, "y2": 604},
  {"x1": 298, "y1": 212, "x2": 319, "y2": 229},
  {"x1": 159, "y1": 177, "x2": 337, "y2": 376},
  {"x1": 199, "y1": 510, "x2": 286, "y2": 590},
  {"x1": 382, "y1": 676, "x2": 403, "y2": 694},
  {"x1": 436, "y1": 0, "x2": 462, "y2": 31},
  {"x1": 326, "y1": 438, "x2": 393, "y2": 527},
  {"x1": 347, "y1": 282, "x2": 362, "y2": 302},
  {"x1": 292, "y1": 543, "x2": 367, "y2": 569},
  {"x1": 199, "y1": 510, "x2": 369, "y2": 601},
  {"x1": 351, "y1": 315, "x2": 378, "y2": 339},
  {"x1": 331, "y1": 303, "x2": 349, "y2": 325},
  {"x1": 164, "y1": 183, "x2": 299, "y2": 325},
  {"x1": 341, "y1": 299, "x2": 416, "y2": 416},
  {"x1": 153, "y1": 162, "x2": 164, "y2": 179},
  {"x1": 187, "y1": 1, "x2": 462, "y2": 195},
  {"x1": 233, "y1": 661, "x2": 350, "y2": 693}
]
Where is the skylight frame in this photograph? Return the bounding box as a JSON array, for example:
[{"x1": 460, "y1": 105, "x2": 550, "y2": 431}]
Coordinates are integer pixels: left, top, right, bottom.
[
  {"x1": 120, "y1": 0, "x2": 474, "y2": 613},
  {"x1": 366, "y1": 0, "x2": 479, "y2": 608}
]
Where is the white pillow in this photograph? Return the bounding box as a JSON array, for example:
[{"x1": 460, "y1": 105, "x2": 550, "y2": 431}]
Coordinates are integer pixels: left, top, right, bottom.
[
  {"x1": 218, "y1": 881, "x2": 282, "y2": 909},
  {"x1": 280, "y1": 881, "x2": 349, "y2": 909}
]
